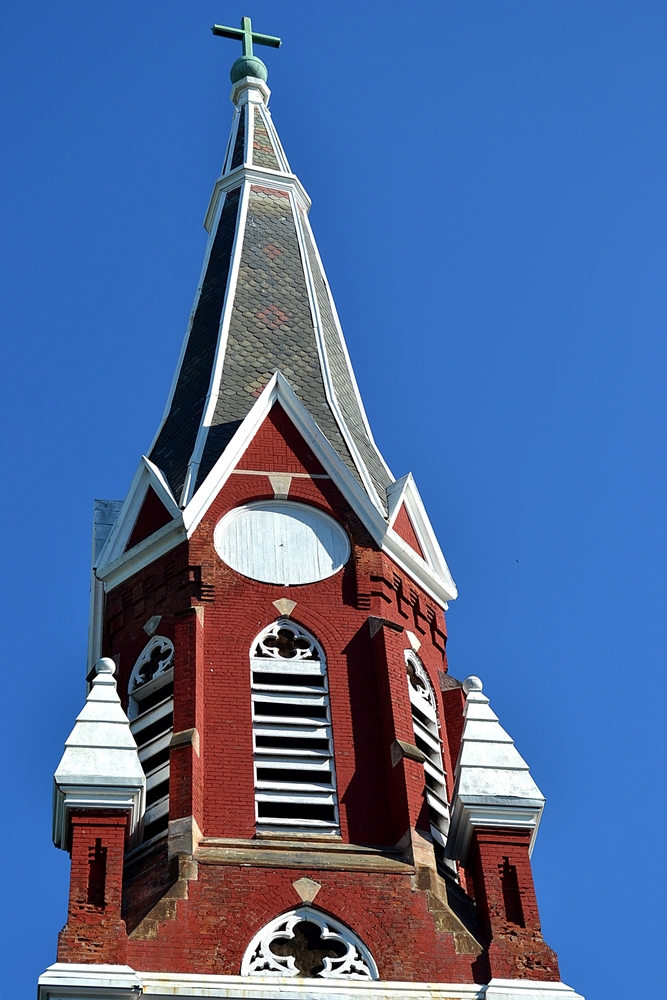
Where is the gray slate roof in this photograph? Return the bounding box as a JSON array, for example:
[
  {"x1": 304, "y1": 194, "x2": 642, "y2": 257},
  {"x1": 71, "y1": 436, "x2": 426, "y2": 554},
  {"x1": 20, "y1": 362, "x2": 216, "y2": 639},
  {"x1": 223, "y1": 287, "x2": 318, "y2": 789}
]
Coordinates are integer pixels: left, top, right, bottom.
[{"x1": 149, "y1": 85, "x2": 392, "y2": 512}]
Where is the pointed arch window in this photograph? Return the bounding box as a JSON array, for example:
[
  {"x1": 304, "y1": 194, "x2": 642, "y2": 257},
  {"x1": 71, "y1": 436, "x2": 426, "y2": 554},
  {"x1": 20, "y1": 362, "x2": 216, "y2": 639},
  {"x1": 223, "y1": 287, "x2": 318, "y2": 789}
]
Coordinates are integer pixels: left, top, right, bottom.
[
  {"x1": 128, "y1": 636, "x2": 174, "y2": 843},
  {"x1": 240, "y1": 906, "x2": 378, "y2": 980},
  {"x1": 405, "y1": 650, "x2": 453, "y2": 875},
  {"x1": 251, "y1": 620, "x2": 339, "y2": 835}
]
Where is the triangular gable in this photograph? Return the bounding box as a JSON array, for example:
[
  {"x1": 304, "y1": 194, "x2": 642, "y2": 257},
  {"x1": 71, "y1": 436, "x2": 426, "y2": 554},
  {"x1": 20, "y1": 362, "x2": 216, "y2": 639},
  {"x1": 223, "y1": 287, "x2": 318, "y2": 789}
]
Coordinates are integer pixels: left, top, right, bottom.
[
  {"x1": 386, "y1": 474, "x2": 458, "y2": 604},
  {"x1": 95, "y1": 377, "x2": 457, "y2": 606},
  {"x1": 96, "y1": 456, "x2": 182, "y2": 576},
  {"x1": 184, "y1": 374, "x2": 458, "y2": 607},
  {"x1": 125, "y1": 487, "x2": 175, "y2": 551},
  {"x1": 183, "y1": 372, "x2": 387, "y2": 541},
  {"x1": 391, "y1": 503, "x2": 426, "y2": 559}
]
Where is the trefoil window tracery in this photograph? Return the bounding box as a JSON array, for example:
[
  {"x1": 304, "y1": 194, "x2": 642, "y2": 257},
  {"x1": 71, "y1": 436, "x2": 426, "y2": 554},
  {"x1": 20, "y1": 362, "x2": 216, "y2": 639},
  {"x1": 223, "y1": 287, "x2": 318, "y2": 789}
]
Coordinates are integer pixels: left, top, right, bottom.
[{"x1": 240, "y1": 906, "x2": 378, "y2": 980}]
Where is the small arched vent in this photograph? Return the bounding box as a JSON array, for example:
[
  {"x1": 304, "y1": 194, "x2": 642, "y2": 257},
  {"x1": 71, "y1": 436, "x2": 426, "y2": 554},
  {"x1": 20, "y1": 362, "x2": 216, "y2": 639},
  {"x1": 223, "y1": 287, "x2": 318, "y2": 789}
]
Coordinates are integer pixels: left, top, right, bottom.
[
  {"x1": 251, "y1": 620, "x2": 339, "y2": 835},
  {"x1": 128, "y1": 636, "x2": 174, "y2": 843}
]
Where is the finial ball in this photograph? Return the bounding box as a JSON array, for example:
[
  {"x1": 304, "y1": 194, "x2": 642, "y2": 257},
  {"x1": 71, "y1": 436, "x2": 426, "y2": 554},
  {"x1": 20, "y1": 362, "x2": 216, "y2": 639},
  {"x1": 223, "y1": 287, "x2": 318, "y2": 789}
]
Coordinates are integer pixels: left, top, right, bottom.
[
  {"x1": 463, "y1": 675, "x2": 483, "y2": 695},
  {"x1": 230, "y1": 55, "x2": 268, "y2": 83},
  {"x1": 96, "y1": 657, "x2": 116, "y2": 676}
]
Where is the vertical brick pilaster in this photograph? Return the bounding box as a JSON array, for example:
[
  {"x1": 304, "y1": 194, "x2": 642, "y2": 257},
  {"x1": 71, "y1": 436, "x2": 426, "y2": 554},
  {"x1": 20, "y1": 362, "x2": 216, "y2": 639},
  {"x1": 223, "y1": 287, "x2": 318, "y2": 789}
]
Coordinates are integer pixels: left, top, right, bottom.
[
  {"x1": 441, "y1": 685, "x2": 466, "y2": 785},
  {"x1": 370, "y1": 621, "x2": 430, "y2": 843},
  {"x1": 170, "y1": 606, "x2": 205, "y2": 846},
  {"x1": 469, "y1": 827, "x2": 560, "y2": 982},
  {"x1": 57, "y1": 812, "x2": 129, "y2": 964}
]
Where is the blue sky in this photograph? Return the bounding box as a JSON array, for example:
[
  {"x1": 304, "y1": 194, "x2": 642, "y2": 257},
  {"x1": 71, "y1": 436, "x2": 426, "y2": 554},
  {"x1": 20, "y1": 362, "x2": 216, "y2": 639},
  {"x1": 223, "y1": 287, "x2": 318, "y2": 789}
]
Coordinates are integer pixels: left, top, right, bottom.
[{"x1": 1, "y1": 3, "x2": 665, "y2": 998}]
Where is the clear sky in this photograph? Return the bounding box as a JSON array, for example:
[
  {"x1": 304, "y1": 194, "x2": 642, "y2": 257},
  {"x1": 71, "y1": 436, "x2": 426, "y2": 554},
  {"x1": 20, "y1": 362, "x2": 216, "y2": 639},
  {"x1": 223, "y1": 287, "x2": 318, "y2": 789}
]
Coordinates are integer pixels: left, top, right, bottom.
[{"x1": 1, "y1": 3, "x2": 665, "y2": 998}]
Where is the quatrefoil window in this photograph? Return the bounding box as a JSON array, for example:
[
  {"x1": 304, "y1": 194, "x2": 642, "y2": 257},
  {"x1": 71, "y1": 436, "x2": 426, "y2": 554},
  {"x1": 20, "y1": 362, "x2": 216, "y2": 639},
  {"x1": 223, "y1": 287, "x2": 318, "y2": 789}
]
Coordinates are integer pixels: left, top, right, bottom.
[
  {"x1": 240, "y1": 906, "x2": 378, "y2": 980},
  {"x1": 253, "y1": 620, "x2": 321, "y2": 661}
]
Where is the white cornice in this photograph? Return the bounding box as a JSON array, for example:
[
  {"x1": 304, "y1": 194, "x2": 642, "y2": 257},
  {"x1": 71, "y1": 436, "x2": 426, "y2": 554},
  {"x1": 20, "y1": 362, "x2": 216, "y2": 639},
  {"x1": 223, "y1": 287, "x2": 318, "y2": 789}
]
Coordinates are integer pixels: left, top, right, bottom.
[
  {"x1": 230, "y1": 75, "x2": 271, "y2": 107},
  {"x1": 53, "y1": 660, "x2": 145, "y2": 850},
  {"x1": 37, "y1": 965, "x2": 585, "y2": 1000},
  {"x1": 204, "y1": 165, "x2": 311, "y2": 232}
]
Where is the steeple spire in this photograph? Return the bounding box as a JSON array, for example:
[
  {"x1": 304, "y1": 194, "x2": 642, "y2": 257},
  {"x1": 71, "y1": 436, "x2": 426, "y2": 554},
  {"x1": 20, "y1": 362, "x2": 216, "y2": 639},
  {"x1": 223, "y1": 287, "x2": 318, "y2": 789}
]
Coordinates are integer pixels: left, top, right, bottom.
[{"x1": 148, "y1": 56, "x2": 394, "y2": 513}]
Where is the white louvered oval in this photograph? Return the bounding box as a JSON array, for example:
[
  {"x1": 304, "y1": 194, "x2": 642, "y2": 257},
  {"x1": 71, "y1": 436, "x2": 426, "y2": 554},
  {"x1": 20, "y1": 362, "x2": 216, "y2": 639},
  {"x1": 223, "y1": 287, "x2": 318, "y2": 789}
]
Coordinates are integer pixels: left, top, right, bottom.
[{"x1": 214, "y1": 501, "x2": 350, "y2": 585}]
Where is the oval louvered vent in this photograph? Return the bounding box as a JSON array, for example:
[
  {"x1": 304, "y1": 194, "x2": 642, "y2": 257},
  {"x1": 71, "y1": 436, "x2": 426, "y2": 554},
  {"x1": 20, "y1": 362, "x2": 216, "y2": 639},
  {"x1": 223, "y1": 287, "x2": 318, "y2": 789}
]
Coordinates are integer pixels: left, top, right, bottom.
[{"x1": 214, "y1": 501, "x2": 350, "y2": 585}]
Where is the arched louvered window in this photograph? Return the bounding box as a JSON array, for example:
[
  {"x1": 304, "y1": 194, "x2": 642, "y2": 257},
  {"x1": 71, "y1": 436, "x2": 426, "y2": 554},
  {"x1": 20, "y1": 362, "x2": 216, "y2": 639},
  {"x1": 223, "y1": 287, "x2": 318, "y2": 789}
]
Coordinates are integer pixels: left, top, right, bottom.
[
  {"x1": 405, "y1": 650, "x2": 453, "y2": 875},
  {"x1": 251, "y1": 620, "x2": 339, "y2": 835},
  {"x1": 128, "y1": 636, "x2": 174, "y2": 843}
]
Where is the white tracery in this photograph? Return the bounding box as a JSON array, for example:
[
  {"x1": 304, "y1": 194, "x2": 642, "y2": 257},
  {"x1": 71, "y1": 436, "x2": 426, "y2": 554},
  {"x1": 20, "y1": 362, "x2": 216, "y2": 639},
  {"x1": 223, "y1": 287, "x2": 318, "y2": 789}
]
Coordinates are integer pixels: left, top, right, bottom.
[
  {"x1": 240, "y1": 906, "x2": 378, "y2": 980},
  {"x1": 128, "y1": 635, "x2": 174, "y2": 706},
  {"x1": 405, "y1": 650, "x2": 453, "y2": 874},
  {"x1": 128, "y1": 636, "x2": 174, "y2": 842},
  {"x1": 251, "y1": 620, "x2": 339, "y2": 835}
]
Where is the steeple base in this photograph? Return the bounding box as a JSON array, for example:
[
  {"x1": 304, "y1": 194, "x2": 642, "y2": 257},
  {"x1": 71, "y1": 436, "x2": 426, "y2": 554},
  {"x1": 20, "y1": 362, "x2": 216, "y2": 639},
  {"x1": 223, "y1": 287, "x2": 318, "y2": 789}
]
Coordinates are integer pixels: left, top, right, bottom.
[{"x1": 38, "y1": 964, "x2": 585, "y2": 1000}]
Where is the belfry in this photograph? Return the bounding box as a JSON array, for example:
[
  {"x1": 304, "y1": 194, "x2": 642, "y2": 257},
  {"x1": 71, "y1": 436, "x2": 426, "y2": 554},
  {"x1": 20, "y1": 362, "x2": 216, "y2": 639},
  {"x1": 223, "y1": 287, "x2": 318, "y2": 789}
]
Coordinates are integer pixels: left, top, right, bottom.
[{"x1": 38, "y1": 20, "x2": 584, "y2": 1000}]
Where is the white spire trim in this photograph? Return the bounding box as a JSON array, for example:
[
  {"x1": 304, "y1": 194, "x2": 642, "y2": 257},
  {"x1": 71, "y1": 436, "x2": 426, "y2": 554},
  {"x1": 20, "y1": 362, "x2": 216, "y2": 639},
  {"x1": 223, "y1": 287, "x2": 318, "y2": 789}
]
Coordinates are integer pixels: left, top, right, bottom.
[
  {"x1": 53, "y1": 658, "x2": 145, "y2": 851},
  {"x1": 446, "y1": 677, "x2": 545, "y2": 862}
]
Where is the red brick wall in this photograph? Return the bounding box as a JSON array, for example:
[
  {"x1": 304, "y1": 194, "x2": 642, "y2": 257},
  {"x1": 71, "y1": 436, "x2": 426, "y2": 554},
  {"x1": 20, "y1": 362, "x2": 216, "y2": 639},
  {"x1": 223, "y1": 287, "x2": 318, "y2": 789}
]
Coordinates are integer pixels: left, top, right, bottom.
[
  {"x1": 469, "y1": 827, "x2": 560, "y2": 981},
  {"x1": 125, "y1": 862, "x2": 487, "y2": 983},
  {"x1": 58, "y1": 812, "x2": 129, "y2": 965},
  {"x1": 392, "y1": 503, "x2": 425, "y2": 559},
  {"x1": 75, "y1": 403, "x2": 557, "y2": 984}
]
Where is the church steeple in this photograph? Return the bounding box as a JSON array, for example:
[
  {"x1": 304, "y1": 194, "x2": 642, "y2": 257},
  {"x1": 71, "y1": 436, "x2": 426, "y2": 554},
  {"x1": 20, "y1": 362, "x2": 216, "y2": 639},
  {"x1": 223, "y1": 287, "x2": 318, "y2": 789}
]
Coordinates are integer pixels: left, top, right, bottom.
[
  {"x1": 38, "y1": 25, "x2": 584, "y2": 1000},
  {"x1": 149, "y1": 44, "x2": 393, "y2": 515}
]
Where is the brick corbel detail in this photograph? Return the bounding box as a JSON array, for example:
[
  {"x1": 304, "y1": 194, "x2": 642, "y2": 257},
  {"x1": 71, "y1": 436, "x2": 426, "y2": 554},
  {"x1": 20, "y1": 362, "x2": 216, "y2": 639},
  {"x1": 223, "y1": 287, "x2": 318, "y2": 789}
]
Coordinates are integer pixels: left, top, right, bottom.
[
  {"x1": 469, "y1": 826, "x2": 560, "y2": 982},
  {"x1": 57, "y1": 811, "x2": 129, "y2": 964},
  {"x1": 169, "y1": 606, "x2": 205, "y2": 854}
]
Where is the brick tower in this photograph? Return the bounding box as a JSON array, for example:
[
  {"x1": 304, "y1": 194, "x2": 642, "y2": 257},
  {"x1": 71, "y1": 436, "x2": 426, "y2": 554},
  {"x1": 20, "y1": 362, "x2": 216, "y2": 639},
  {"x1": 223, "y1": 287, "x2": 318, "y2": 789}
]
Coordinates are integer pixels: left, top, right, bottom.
[{"x1": 39, "y1": 20, "x2": 584, "y2": 1000}]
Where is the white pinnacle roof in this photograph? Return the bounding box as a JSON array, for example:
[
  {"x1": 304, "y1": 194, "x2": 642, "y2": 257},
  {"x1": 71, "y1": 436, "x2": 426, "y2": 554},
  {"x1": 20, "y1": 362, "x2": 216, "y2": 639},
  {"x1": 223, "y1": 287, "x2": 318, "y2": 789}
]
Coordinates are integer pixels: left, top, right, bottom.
[
  {"x1": 446, "y1": 676, "x2": 545, "y2": 861},
  {"x1": 52, "y1": 657, "x2": 145, "y2": 850}
]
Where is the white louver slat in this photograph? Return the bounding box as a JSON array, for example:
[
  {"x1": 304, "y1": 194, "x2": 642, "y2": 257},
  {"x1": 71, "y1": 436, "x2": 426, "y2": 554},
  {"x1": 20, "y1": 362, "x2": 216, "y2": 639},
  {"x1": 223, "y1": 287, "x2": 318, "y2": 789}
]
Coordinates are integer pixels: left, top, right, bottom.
[
  {"x1": 405, "y1": 650, "x2": 454, "y2": 876},
  {"x1": 251, "y1": 620, "x2": 339, "y2": 835}
]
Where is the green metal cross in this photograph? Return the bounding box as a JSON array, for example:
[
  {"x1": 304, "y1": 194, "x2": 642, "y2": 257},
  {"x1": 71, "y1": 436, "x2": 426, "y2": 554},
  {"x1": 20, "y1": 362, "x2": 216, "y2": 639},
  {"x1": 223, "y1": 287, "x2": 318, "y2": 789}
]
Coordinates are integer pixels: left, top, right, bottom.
[{"x1": 211, "y1": 16, "x2": 281, "y2": 58}]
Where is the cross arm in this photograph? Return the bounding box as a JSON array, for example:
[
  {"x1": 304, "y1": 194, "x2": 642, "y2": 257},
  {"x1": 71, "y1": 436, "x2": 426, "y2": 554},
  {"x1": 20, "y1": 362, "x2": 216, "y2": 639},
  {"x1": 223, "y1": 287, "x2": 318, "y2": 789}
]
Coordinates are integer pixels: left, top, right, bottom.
[{"x1": 211, "y1": 25, "x2": 281, "y2": 48}]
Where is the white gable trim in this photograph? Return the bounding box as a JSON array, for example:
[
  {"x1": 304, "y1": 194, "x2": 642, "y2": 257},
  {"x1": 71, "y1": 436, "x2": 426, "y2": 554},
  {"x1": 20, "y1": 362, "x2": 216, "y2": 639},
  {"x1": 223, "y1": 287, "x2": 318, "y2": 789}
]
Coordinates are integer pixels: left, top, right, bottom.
[
  {"x1": 95, "y1": 457, "x2": 182, "y2": 584},
  {"x1": 95, "y1": 383, "x2": 457, "y2": 607},
  {"x1": 385, "y1": 475, "x2": 457, "y2": 602},
  {"x1": 183, "y1": 375, "x2": 457, "y2": 607},
  {"x1": 182, "y1": 372, "x2": 387, "y2": 541}
]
